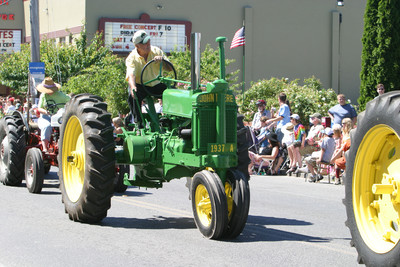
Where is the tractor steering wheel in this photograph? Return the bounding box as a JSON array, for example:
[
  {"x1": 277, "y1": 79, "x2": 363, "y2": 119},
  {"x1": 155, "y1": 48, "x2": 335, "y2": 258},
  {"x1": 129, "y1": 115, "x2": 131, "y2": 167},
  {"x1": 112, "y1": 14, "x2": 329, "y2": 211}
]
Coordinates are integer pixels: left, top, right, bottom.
[
  {"x1": 47, "y1": 101, "x2": 67, "y2": 115},
  {"x1": 140, "y1": 59, "x2": 177, "y2": 93}
]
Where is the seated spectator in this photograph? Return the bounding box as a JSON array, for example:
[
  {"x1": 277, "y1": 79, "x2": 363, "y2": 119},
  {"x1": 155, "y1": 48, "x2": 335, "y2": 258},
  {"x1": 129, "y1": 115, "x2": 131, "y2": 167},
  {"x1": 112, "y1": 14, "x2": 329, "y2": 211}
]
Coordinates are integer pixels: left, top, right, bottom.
[
  {"x1": 255, "y1": 116, "x2": 271, "y2": 154},
  {"x1": 16, "y1": 103, "x2": 23, "y2": 112},
  {"x1": 5, "y1": 97, "x2": 15, "y2": 114},
  {"x1": 305, "y1": 127, "x2": 336, "y2": 183},
  {"x1": 112, "y1": 117, "x2": 124, "y2": 146},
  {"x1": 301, "y1": 112, "x2": 325, "y2": 156},
  {"x1": 332, "y1": 124, "x2": 342, "y2": 151},
  {"x1": 251, "y1": 99, "x2": 271, "y2": 134},
  {"x1": 287, "y1": 114, "x2": 306, "y2": 173},
  {"x1": 248, "y1": 132, "x2": 280, "y2": 175},
  {"x1": 155, "y1": 99, "x2": 163, "y2": 113},
  {"x1": 330, "y1": 118, "x2": 353, "y2": 185}
]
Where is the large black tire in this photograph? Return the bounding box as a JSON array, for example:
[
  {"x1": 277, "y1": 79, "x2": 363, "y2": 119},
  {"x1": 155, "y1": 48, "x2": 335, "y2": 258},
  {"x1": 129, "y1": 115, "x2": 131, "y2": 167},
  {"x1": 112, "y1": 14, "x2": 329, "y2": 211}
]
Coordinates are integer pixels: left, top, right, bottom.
[
  {"x1": 191, "y1": 170, "x2": 228, "y2": 239},
  {"x1": 237, "y1": 115, "x2": 250, "y2": 180},
  {"x1": 114, "y1": 165, "x2": 129, "y2": 193},
  {"x1": 25, "y1": 148, "x2": 44, "y2": 194},
  {"x1": 0, "y1": 116, "x2": 26, "y2": 186},
  {"x1": 58, "y1": 94, "x2": 115, "y2": 223},
  {"x1": 223, "y1": 169, "x2": 250, "y2": 238},
  {"x1": 345, "y1": 92, "x2": 400, "y2": 266}
]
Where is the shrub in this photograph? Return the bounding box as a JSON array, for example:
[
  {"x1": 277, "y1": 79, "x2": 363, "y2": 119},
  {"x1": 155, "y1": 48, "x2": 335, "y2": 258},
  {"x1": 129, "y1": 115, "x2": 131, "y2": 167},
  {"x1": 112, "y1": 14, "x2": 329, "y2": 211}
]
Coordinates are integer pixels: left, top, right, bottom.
[{"x1": 238, "y1": 76, "x2": 337, "y2": 126}]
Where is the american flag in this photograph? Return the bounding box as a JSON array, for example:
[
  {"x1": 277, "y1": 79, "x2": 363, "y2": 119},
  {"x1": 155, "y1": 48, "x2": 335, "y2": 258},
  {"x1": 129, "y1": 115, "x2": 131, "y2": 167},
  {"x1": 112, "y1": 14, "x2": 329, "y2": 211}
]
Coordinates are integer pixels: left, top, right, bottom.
[{"x1": 230, "y1": 27, "x2": 245, "y2": 49}]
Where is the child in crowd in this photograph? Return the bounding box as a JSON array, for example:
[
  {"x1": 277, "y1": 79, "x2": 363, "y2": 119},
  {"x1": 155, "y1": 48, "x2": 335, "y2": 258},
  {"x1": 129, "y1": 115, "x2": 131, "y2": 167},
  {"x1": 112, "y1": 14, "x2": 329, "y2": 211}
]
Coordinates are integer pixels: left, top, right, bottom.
[
  {"x1": 112, "y1": 117, "x2": 124, "y2": 146},
  {"x1": 330, "y1": 118, "x2": 353, "y2": 184},
  {"x1": 332, "y1": 124, "x2": 342, "y2": 152},
  {"x1": 281, "y1": 122, "x2": 294, "y2": 148},
  {"x1": 305, "y1": 127, "x2": 336, "y2": 182},
  {"x1": 287, "y1": 114, "x2": 306, "y2": 173},
  {"x1": 256, "y1": 116, "x2": 271, "y2": 154},
  {"x1": 248, "y1": 132, "x2": 281, "y2": 175}
]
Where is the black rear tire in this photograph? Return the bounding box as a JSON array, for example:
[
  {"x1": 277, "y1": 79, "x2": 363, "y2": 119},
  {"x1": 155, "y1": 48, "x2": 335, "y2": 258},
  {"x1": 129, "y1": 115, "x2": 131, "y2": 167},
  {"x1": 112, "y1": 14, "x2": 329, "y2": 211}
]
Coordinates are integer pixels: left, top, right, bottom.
[
  {"x1": 237, "y1": 115, "x2": 250, "y2": 180},
  {"x1": 0, "y1": 116, "x2": 26, "y2": 186},
  {"x1": 223, "y1": 169, "x2": 250, "y2": 238},
  {"x1": 58, "y1": 94, "x2": 115, "y2": 223},
  {"x1": 345, "y1": 92, "x2": 400, "y2": 266},
  {"x1": 25, "y1": 148, "x2": 44, "y2": 193},
  {"x1": 191, "y1": 170, "x2": 228, "y2": 239}
]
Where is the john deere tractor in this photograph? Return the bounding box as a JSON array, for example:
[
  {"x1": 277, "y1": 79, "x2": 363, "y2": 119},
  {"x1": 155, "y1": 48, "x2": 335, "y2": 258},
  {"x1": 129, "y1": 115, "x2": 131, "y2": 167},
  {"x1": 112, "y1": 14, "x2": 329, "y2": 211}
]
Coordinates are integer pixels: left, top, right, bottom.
[
  {"x1": 345, "y1": 92, "x2": 400, "y2": 265},
  {"x1": 58, "y1": 33, "x2": 250, "y2": 239}
]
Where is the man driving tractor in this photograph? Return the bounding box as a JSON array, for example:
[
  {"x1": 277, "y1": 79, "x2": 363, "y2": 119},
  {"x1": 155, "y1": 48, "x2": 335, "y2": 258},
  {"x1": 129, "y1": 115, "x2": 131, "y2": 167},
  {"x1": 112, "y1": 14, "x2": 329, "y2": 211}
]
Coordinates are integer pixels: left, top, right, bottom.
[
  {"x1": 36, "y1": 77, "x2": 70, "y2": 152},
  {"x1": 125, "y1": 30, "x2": 172, "y2": 128}
]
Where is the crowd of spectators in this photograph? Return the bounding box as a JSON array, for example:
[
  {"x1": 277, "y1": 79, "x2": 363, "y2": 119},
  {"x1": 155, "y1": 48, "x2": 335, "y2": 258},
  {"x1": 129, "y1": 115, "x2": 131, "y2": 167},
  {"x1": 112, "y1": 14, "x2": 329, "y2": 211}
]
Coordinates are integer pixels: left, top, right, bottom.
[{"x1": 248, "y1": 91, "x2": 360, "y2": 185}]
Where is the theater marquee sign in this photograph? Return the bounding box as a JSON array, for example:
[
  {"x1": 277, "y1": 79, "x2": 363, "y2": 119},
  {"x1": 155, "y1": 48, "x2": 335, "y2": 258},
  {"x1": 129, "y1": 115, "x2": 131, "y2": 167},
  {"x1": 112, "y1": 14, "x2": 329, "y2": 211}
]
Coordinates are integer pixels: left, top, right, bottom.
[
  {"x1": 0, "y1": 29, "x2": 21, "y2": 54},
  {"x1": 99, "y1": 14, "x2": 191, "y2": 53}
]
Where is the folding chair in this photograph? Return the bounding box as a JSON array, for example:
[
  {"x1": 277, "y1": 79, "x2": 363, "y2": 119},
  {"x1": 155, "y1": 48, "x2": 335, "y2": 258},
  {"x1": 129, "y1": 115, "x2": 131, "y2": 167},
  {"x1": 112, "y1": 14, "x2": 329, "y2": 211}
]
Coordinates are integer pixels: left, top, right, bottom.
[{"x1": 317, "y1": 161, "x2": 334, "y2": 183}]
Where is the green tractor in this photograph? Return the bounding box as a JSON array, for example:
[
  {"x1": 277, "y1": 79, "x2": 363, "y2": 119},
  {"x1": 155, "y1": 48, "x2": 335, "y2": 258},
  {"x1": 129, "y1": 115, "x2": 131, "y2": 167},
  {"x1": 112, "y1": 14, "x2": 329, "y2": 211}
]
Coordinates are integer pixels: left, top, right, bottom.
[{"x1": 58, "y1": 33, "x2": 250, "y2": 239}]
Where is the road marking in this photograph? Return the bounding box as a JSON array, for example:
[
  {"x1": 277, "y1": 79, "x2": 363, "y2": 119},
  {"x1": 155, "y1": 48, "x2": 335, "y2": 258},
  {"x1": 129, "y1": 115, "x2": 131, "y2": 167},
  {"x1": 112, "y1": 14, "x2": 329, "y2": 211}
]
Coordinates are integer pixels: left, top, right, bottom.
[{"x1": 113, "y1": 196, "x2": 192, "y2": 218}]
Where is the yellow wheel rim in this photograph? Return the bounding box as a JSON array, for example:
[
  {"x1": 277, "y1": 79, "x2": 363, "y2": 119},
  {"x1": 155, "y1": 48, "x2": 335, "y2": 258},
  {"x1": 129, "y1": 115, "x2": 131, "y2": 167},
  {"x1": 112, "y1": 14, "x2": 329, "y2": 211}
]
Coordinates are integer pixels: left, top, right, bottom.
[
  {"x1": 62, "y1": 115, "x2": 85, "y2": 203},
  {"x1": 353, "y1": 124, "x2": 400, "y2": 253},
  {"x1": 195, "y1": 184, "x2": 212, "y2": 227},
  {"x1": 225, "y1": 181, "x2": 233, "y2": 220}
]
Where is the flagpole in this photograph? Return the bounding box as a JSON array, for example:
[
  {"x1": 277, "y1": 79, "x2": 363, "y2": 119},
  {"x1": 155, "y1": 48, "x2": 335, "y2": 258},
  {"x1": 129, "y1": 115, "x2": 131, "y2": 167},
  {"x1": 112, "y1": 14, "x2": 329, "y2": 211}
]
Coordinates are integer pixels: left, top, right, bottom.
[{"x1": 242, "y1": 23, "x2": 246, "y2": 106}]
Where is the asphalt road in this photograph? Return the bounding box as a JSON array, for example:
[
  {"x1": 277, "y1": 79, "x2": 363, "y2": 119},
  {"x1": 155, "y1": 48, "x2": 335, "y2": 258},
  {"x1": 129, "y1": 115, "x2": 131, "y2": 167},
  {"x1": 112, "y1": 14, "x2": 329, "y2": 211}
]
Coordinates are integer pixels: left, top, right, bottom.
[{"x1": 0, "y1": 168, "x2": 359, "y2": 267}]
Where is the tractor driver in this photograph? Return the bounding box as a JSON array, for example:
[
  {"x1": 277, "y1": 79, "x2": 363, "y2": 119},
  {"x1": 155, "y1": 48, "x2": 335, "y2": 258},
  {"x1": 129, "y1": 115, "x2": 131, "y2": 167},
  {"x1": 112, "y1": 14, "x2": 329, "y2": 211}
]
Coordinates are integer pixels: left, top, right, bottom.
[
  {"x1": 125, "y1": 30, "x2": 172, "y2": 129},
  {"x1": 37, "y1": 77, "x2": 70, "y2": 152}
]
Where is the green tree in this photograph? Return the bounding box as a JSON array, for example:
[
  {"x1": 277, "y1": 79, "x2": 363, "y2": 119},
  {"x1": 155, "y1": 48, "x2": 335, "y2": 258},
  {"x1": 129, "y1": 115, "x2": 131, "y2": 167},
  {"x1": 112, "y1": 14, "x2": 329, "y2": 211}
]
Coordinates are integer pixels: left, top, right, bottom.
[
  {"x1": 168, "y1": 44, "x2": 239, "y2": 92},
  {"x1": 359, "y1": 0, "x2": 400, "y2": 109},
  {"x1": 0, "y1": 43, "x2": 31, "y2": 95},
  {"x1": 0, "y1": 29, "x2": 129, "y2": 116}
]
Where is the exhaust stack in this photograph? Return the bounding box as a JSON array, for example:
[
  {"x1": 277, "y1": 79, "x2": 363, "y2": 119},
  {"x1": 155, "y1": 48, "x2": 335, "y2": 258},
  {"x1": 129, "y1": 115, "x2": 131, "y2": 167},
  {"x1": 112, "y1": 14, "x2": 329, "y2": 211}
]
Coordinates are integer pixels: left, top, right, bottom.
[{"x1": 191, "y1": 33, "x2": 201, "y2": 90}]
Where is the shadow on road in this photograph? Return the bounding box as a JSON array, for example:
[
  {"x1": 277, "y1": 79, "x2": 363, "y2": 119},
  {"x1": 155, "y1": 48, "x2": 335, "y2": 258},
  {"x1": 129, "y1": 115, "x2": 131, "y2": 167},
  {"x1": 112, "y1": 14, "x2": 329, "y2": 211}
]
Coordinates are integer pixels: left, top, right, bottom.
[
  {"x1": 114, "y1": 189, "x2": 152, "y2": 197},
  {"x1": 101, "y1": 216, "x2": 196, "y2": 230},
  {"x1": 232, "y1": 215, "x2": 330, "y2": 243}
]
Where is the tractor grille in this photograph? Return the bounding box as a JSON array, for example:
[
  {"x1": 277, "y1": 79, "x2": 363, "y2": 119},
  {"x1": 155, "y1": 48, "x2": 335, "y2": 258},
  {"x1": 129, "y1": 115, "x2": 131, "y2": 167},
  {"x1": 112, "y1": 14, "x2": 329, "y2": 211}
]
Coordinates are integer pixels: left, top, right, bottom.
[{"x1": 195, "y1": 104, "x2": 237, "y2": 153}]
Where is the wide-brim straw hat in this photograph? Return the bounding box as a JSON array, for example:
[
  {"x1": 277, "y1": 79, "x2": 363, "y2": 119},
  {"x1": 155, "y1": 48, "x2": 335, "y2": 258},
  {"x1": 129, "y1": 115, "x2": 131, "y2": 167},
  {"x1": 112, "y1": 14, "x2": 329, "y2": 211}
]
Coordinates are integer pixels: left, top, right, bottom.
[{"x1": 37, "y1": 77, "x2": 61, "y2": 94}]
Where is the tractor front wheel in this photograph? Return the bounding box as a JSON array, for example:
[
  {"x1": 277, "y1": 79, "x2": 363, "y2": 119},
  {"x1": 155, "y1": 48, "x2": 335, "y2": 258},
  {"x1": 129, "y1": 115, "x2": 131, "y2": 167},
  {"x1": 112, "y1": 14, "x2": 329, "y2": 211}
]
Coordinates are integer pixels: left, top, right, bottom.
[
  {"x1": 58, "y1": 94, "x2": 115, "y2": 223},
  {"x1": 191, "y1": 170, "x2": 228, "y2": 239},
  {"x1": 25, "y1": 148, "x2": 44, "y2": 193}
]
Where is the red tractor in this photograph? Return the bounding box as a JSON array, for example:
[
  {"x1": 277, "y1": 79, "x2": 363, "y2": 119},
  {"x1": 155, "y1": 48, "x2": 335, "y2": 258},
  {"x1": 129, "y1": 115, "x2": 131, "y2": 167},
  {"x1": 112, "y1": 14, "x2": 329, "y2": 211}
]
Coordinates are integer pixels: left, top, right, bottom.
[{"x1": 0, "y1": 102, "x2": 127, "y2": 193}]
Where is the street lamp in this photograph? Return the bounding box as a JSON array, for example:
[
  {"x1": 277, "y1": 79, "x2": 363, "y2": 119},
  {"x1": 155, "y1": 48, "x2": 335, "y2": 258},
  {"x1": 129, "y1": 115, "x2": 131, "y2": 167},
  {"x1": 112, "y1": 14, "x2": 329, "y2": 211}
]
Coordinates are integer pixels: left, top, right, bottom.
[{"x1": 337, "y1": 0, "x2": 344, "y2": 6}]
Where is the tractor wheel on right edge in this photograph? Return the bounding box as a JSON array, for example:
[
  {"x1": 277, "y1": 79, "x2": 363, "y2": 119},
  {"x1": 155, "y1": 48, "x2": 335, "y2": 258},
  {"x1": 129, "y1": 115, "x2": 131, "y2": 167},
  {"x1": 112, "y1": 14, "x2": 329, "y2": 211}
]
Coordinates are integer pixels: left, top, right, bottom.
[
  {"x1": 345, "y1": 92, "x2": 400, "y2": 266},
  {"x1": 58, "y1": 94, "x2": 115, "y2": 223},
  {"x1": 0, "y1": 116, "x2": 26, "y2": 186},
  {"x1": 222, "y1": 169, "x2": 250, "y2": 238},
  {"x1": 25, "y1": 148, "x2": 44, "y2": 193},
  {"x1": 191, "y1": 170, "x2": 228, "y2": 239}
]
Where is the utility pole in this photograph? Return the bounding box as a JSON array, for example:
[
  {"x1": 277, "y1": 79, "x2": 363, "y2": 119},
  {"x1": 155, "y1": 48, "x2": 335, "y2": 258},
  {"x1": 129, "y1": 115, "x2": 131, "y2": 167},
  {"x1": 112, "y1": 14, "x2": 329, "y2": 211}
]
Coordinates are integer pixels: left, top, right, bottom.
[
  {"x1": 30, "y1": 0, "x2": 40, "y2": 62},
  {"x1": 28, "y1": 0, "x2": 40, "y2": 120}
]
